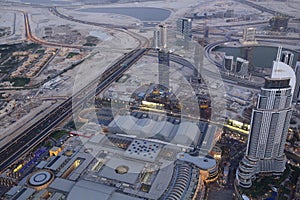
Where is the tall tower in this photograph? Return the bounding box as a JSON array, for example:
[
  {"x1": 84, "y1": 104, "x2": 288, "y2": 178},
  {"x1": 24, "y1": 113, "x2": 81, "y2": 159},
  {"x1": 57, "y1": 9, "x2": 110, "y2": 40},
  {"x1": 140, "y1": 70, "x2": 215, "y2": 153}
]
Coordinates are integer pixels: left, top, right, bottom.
[
  {"x1": 194, "y1": 44, "x2": 204, "y2": 79},
  {"x1": 236, "y1": 47, "x2": 295, "y2": 188},
  {"x1": 153, "y1": 29, "x2": 161, "y2": 49},
  {"x1": 293, "y1": 61, "x2": 300, "y2": 102},
  {"x1": 176, "y1": 18, "x2": 192, "y2": 49},
  {"x1": 204, "y1": 24, "x2": 209, "y2": 38},
  {"x1": 235, "y1": 57, "x2": 249, "y2": 78},
  {"x1": 158, "y1": 50, "x2": 170, "y2": 88},
  {"x1": 280, "y1": 50, "x2": 294, "y2": 67},
  {"x1": 176, "y1": 18, "x2": 192, "y2": 39},
  {"x1": 157, "y1": 24, "x2": 170, "y2": 88},
  {"x1": 242, "y1": 28, "x2": 256, "y2": 43},
  {"x1": 223, "y1": 56, "x2": 234, "y2": 72},
  {"x1": 159, "y1": 24, "x2": 167, "y2": 49},
  {"x1": 153, "y1": 25, "x2": 167, "y2": 49}
]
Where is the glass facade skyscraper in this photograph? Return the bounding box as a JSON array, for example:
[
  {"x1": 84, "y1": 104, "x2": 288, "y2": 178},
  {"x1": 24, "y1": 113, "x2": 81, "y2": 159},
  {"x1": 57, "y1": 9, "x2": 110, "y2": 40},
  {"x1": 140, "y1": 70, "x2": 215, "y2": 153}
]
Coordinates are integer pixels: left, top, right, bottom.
[
  {"x1": 237, "y1": 77, "x2": 293, "y2": 188},
  {"x1": 176, "y1": 18, "x2": 192, "y2": 39}
]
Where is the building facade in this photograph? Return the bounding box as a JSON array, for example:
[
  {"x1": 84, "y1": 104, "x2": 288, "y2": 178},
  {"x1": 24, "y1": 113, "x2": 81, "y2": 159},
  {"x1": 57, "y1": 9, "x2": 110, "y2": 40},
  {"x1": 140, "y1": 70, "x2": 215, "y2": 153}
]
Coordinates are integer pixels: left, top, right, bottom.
[
  {"x1": 240, "y1": 27, "x2": 257, "y2": 45},
  {"x1": 235, "y1": 57, "x2": 249, "y2": 77},
  {"x1": 236, "y1": 77, "x2": 293, "y2": 188},
  {"x1": 223, "y1": 55, "x2": 234, "y2": 72},
  {"x1": 153, "y1": 24, "x2": 167, "y2": 50},
  {"x1": 153, "y1": 24, "x2": 170, "y2": 88},
  {"x1": 223, "y1": 56, "x2": 249, "y2": 77},
  {"x1": 280, "y1": 51, "x2": 294, "y2": 67},
  {"x1": 293, "y1": 61, "x2": 300, "y2": 102},
  {"x1": 176, "y1": 18, "x2": 192, "y2": 39},
  {"x1": 158, "y1": 50, "x2": 170, "y2": 88}
]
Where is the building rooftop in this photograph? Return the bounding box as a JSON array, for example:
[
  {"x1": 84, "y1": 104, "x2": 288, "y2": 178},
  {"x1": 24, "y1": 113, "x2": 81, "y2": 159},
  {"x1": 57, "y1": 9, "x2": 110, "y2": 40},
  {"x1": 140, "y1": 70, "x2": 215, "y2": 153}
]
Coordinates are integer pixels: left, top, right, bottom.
[
  {"x1": 177, "y1": 153, "x2": 216, "y2": 170},
  {"x1": 124, "y1": 139, "x2": 162, "y2": 162},
  {"x1": 45, "y1": 155, "x2": 68, "y2": 171},
  {"x1": 108, "y1": 114, "x2": 206, "y2": 148},
  {"x1": 271, "y1": 60, "x2": 296, "y2": 92},
  {"x1": 6, "y1": 187, "x2": 35, "y2": 200},
  {"x1": 99, "y1": 157, "x2": 144, "y2": 185},
  {"x1": 110, "y1": 192, "x2": 142, "y2": 200},
  {"x1": 67, "y1": 180, "x2": 115, "y2": 200},
  {"x1": 49, "y1": 178, "x2": 75, "y2": 193},
  {"x1": 173, "y1": 122, "x2": 200, "y2": 146}
]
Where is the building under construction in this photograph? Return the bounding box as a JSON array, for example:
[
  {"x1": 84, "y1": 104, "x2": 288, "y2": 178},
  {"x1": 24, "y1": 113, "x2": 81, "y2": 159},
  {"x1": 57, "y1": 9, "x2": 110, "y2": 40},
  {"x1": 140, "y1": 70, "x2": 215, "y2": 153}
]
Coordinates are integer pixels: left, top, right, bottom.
[{"x1": 269, "y1": 15, "x2": 289, "y2": 31}]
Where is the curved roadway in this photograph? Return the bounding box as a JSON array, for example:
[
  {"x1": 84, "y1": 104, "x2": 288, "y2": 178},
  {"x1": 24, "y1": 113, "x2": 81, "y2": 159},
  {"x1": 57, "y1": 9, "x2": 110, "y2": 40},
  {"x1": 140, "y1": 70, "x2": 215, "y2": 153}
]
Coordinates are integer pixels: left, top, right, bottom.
[{"x1": 0, "y1": 48, "x2": 148, "y2": 172}]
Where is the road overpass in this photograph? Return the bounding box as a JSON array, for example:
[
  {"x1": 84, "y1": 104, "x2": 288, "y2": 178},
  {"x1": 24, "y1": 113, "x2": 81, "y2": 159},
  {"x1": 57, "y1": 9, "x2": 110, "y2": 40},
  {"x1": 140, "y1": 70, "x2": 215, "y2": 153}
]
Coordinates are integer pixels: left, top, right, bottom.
[{"x1": 0, "y1": 48, "x2": 148, "y2": 172}]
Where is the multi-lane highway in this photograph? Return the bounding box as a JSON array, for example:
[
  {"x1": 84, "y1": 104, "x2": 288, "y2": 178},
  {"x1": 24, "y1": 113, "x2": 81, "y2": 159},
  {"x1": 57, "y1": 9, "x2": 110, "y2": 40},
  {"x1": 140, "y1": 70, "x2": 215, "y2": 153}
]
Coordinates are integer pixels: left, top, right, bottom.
[
  {"x1": 0, "y1": 1, "x2": 284, "y2": 173},
  {"x1": 48, "y1": 7, "x2": 149, "y2": 49},
  {"x1": 0, "y1": 5, "x2": 151, "y2": 172},
  {"x1": 193, "y1": 30, "x2": 300, "y2": 42},
  {"x1": 203, "y1": 41, "x2": 263, "y2": 89},
  {"x1": 49, "y1": 7, "x2": 131, "y2": 30},
  {"x1": 22, "y1": 8, "x2": 149, "y2": 49},
  {"x1": 147, "y1": 47, "x2": 262, "y2": 90},
  {"x1": 22, "y1": 11, "x2": 86, "y2": 49},
  {"x1": 0, "y1": 48, "x2": 148, "y2": 172},
  {"x1": 233, "y1": 0, "x2": 294, "y2": 18}
]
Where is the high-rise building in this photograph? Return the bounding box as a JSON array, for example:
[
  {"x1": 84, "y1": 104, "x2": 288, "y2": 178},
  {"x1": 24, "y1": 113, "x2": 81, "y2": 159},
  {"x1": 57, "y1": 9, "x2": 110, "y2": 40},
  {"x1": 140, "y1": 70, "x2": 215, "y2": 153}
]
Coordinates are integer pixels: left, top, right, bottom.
[
  {"x1": 240, "y1": 27, "x2": 257, "y2": 45},
  {"x1": 154, "y1": 24, "x2": 170, "y2": 88},
  {"x1": 271, "y1": 47, "x2": 296, "y2": 93},
  {"x1": 158, "y1": 50, "x2": 170, "y2": 88},
  {"x1": 236, "y1": 48, "x2": 295, "y2": 188},
  {"x1": 223, "y1": 56, "x2": 249, "y2": 77},
  {"x1": 280, "y1": 50, "x2": 294, "y2": 67},
  {"x1": 153, "y1": 24, "x2": 167, "y2": 50},
  {"x1": 236, "y1": 77, "x2": 293, "y2": 188},
  {"x1": 235, "y1": 57, "x2": 249, "y2": 77},
  {"x1": 176, "y1": 18, "x2": 192, "y2": 39},
  {"x1": 204, "y1": 25, "x2": 209, "y2": 38},
  {"x1": 293, "y1": 61, "x2": 300, "y2": 102},
  {"x1": 223, "y1": 56, "x2": 234, "y2": 72},
  {"x1": 194, "y1": 44, "x2": 204, "y2": 78},
  {"x1": 269, "y1": 15, "x2": 289, "y2": 31},
  {"x1": 159, "y1": 24, "x2": 167, "y2": 49},
  {"x1": 153, "y1": 29, "x2": 161, "y2": 49}
]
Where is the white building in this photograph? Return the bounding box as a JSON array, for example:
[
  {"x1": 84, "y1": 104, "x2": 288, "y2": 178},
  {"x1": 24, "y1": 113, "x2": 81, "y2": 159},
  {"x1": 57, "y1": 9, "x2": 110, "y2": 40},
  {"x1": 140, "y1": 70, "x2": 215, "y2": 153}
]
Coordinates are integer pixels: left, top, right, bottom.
[
  {"x1": 240, "y1": 27, "x2": 258, "y2": 45},
  {"x1": 293, "y1": 61, "x2": 300, "y2": 102},
  {"x1": 236, "y1": 47, "x2": 295, "y2": 188}
]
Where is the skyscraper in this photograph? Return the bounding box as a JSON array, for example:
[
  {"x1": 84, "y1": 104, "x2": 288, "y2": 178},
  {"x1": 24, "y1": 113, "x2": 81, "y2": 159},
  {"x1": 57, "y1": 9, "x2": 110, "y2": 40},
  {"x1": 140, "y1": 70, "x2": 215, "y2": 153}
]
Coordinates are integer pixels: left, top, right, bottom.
[
  {"x1": 155, "y1": 24, "x2": 170, "y2": 88},
  {"x1": 236, "y1": 48, "x2": 295, "y2": 188},
  {"x1": 159, "y1": 24, "x2": 167, "y2": 49},
  {"x1": 237, "y1": 78, "x2": 293, "y2": 188},
  {"x1": 223, "y1": 56, "x2": 249, "y2": 77},
  {"x1": 153, "y1": 24, "x2": 167, "y2": 50},
  {"x1": 223, "y1": 56, "x2": 234, "y2": 72},
  {"x1": 235, "y1": 57, "x2": 249, "y2": 77},
  {"x1": 204, "y1": 25, "x2": 209, "y2": 38},
  {"x1": 158, "y1": 49, "x2": 170, "y2": 88},
  {"x1": 153, "y1": 29, "x2": 161, "y2": 49},
  {"x1": 293, "y1": 61, "x2": 300, "y2": 102},
  {"x1": 176, "y1": 18, "x2": 192, "y2": 39},
  {"x1": 240, "y1": 27, "x2": 257, "y2": 45},
  {"x1": 194, "y1": 44, "x2": 204, "y2": 78},
  {"x1": 280, "y1": 51, "x2": 294, "y2": 67}
]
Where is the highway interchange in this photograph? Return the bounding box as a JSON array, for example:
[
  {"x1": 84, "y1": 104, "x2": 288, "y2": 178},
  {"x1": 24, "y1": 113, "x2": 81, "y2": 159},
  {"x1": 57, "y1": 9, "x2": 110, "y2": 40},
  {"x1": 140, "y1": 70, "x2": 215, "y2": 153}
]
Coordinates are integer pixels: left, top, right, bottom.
[
  {"x1": 0, "y1": 0, "x2": 299, "y2": 175},
  {"x1": 0, "y1": 48, "x2": 148, "y2": 172}
]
